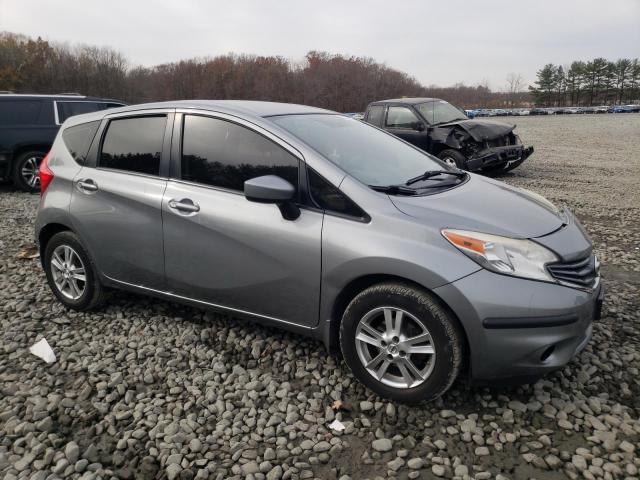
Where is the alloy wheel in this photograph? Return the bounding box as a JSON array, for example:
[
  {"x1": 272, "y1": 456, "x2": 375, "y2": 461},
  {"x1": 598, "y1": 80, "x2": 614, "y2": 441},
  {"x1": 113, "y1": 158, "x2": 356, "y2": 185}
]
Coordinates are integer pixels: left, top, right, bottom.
[
  {"x1": 21, "y1": 155, "x2": 43, "y2": 189},
  {"x1": 50, "y1": 245, "x2": 86, "y2": 300},
  {"x1": 354, "y1": 307, "x2": 436, "y2": 389}
]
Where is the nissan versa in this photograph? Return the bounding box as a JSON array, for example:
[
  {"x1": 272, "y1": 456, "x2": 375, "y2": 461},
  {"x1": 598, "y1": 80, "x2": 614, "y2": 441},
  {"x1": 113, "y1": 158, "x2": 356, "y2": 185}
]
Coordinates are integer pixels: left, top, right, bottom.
[{"x1": 35, "y1": 101, "x2": 603, "y2": 403}]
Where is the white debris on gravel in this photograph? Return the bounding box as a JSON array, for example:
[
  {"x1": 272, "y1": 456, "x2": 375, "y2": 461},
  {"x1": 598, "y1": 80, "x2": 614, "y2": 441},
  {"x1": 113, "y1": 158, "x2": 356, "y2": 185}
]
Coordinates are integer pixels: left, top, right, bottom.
[
  {"x1": 328, "y1": 419, "x2": 346, "y2": 432},
  {"x1": 28, "y1": 338, "x2": 56, "y2": 363},
  {"x1": 1, "y1": 114, "x2": 640, "y2": 479}
]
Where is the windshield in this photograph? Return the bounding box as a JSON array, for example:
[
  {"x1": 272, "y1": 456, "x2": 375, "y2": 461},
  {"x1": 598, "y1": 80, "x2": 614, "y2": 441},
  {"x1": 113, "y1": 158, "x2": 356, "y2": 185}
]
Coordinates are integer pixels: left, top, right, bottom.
[
  {"x1": 270, "y1": 114, "x2": 444, "y2": 187},
  {"x1": 416, "y1": 100, "x2": 467, "y2": 125}
]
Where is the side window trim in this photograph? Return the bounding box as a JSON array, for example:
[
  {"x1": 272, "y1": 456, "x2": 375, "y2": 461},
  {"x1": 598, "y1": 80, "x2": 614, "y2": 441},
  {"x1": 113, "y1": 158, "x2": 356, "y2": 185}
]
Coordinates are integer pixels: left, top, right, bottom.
[
  {"x1": 85, "y1": 109, "x2": 175, "y2": 171},
  {"x1": 170, "y1": 111, "x2": 304, "y2": 199},
  {"x1": 89, "y1": 112, "x2": 173, "y2": 178},
  {"x1": 174, "y1": 109, "x2": 305, "y2": 162}
]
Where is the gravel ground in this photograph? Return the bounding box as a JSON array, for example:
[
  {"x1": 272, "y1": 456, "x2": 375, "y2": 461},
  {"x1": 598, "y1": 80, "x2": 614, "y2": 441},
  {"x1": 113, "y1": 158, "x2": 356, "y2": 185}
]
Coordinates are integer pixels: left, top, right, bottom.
[{"x1": 1, "y1": 113, "x2": 639, "y2": 480}]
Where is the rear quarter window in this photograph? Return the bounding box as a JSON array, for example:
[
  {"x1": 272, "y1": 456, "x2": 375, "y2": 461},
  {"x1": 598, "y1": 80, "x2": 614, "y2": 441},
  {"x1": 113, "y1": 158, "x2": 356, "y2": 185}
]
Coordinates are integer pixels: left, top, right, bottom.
[
  {"x1": 0, "y1": 100, "x2": 43, "y2": 125},
  {"x1": 62, "y1": 121, "x2": 100, "y2": 165}
]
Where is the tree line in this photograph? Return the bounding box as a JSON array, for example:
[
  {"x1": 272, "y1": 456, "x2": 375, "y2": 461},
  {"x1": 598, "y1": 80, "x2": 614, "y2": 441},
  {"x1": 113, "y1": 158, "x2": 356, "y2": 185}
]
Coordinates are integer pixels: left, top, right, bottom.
[
  {"x1": 1, "y1": 32, "x2": 531, "y2": 111},
  {"x1": 3, "y1": 32, "x2": 636, "y2": 111},
  {"x1": 529, "y1": 59, "x2": 640, "y2": 107}
]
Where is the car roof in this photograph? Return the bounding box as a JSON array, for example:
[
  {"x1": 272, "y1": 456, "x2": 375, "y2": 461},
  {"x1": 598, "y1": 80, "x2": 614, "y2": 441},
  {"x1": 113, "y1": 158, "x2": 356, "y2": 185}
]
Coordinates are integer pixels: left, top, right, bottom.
[
  {"x1": 104, "y1": 100, "x2": 334, "y2": 118},
  {"x1": 0, "y1": 93, "x2": 125, "y2": 103},
  {"x1": 370, "y1": 97, "x2": 441, "y2": 105}
]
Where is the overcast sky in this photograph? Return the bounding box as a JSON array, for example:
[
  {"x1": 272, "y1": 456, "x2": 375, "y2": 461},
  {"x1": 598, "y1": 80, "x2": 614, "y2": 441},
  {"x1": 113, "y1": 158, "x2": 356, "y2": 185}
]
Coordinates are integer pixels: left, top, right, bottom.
[{"x1": 1, "y1": 0, "x2": 639, "y2": 90}]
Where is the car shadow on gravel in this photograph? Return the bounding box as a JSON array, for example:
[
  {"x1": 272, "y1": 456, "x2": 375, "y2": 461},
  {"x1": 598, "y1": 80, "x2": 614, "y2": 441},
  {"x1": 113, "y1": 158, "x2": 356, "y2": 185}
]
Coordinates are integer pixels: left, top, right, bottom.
[{"x1": 98, "y1": 288, "x2": 559, "y2": 403}]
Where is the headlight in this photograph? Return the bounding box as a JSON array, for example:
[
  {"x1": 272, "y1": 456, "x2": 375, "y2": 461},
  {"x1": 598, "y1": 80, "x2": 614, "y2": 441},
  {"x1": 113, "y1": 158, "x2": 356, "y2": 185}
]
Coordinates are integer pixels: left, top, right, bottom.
[{"x1": 442, "y1": 229, "x2": 559, "y2": 282}]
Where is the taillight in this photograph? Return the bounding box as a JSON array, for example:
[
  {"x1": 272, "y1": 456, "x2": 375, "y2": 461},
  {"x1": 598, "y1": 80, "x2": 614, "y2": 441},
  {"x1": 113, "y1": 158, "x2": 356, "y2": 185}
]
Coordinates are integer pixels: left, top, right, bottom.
[{"x1": 39, "y1": 153, "x2": 54, "y2": 194}]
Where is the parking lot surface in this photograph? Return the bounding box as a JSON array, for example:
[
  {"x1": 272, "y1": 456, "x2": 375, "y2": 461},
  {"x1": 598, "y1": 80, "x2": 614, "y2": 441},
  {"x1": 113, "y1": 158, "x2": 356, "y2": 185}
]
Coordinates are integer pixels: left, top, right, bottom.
[{"x1": 1, "y1": 114, "x2": 639, "y2": 479}]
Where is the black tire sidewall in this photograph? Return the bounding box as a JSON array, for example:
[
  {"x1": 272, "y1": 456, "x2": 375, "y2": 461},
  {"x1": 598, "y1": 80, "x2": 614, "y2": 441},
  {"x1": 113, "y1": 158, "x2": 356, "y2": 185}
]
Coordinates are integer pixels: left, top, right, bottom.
[
  {"x1": 340, "y1": 283, "x2": 463, "y2": 403},
  {"x1": 437, "y1": 149, "x2": 466, "y2": 170},
  {"x1": 44, "y1": 232, "x2": 98, "y2": 310},
  {"x1": 13, "y1": 151, "x2": 45, "y2": 192}
]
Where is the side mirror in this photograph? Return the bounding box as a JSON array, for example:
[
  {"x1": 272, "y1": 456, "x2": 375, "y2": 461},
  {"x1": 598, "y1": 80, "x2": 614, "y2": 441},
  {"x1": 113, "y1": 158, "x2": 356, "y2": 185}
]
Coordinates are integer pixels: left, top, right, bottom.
[
  {"x1": 244, "y1": 175, "x2": 300, "y2": 220},
  {"x1": 413, "y1": 121, "x2": 426, "y2": 132}
]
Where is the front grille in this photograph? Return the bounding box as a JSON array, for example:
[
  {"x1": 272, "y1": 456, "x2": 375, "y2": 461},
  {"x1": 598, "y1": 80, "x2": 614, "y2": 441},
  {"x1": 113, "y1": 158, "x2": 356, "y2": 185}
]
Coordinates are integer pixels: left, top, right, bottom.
[
  {"x1": 547, "y1": 254, "x2": 599, "y2": 288},
  {"x1": 486, "y1": 137, "x2": 508, "y2": 147},
  {"x1": 485, "y1": 133, "x2": 516, "y2": 148}
]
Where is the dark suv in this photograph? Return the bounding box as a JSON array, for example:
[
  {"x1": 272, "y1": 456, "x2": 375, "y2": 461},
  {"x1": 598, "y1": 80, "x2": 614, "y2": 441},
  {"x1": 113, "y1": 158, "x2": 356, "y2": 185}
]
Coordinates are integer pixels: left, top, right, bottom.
[
  {"x1": 0, "y1": 93, "x2": 125, "y2": 191},
  {"x1": 364, "y1": 98, "x2": 534, "y2": 174}
]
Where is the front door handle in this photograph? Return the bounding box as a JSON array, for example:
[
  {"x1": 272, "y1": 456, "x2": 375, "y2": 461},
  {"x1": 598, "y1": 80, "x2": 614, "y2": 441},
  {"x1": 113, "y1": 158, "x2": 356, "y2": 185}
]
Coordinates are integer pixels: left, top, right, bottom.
[
  {"x1": 77, "y1": 179, "x2": 98, "y2": 193},
  {"x1": 168, "y1": 198, "x2": 200, "y2": 213}
]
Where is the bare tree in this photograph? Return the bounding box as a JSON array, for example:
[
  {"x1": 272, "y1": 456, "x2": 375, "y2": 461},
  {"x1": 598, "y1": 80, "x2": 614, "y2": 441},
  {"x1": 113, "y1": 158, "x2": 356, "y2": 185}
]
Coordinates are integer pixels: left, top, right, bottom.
[
  {"x1": 8, "y1": 31, "x2": 638, "y2": 111},
  {"x1": 505, "y1": 73, "x2": 525, "y2": 107}
]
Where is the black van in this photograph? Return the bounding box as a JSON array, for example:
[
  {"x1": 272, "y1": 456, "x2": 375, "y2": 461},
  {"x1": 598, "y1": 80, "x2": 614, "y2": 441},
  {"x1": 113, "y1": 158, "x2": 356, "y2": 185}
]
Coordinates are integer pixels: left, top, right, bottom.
[{"x1": 0, "y1": 93, "x2": 125, "y2": 191}]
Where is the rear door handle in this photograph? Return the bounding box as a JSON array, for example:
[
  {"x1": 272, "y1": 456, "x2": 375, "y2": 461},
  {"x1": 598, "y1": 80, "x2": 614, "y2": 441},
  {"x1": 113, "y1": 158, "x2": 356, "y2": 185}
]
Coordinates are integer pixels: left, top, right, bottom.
[
  {"x1": 168, "y1": 198, "x2": 200, "y2": 213},
  {"x1": 77, "y1": 179, "x2": 98, "y2": 193}
]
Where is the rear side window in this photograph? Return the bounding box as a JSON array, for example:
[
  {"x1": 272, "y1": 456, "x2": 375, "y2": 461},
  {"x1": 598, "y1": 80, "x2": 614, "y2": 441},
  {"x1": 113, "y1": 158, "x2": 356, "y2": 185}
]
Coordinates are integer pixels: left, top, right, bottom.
[
  {"x1": 366, "y1": 105, "x2": 385, "y2": 127},
  {"x1": 62, "y1": 121, "x2": 100, "y2": 165},
  {"x1": 100, "y1": 116, "x2": 166, "y2": 176},
  {"x1": 57, "y1": 101, "x2": 121, "y2": 124},
  {"x1": 308, "y1": 169, "x2": 366, "y2": 219},
  {"x1": 181, "y1": 115, "x2": 299, "y2": 192},
  {"x1": 0, "y1": 100, "x2": 42, "y2": 125},
  {"x1": 385, "y1": 106, "x2": 419, "y2": 128}
]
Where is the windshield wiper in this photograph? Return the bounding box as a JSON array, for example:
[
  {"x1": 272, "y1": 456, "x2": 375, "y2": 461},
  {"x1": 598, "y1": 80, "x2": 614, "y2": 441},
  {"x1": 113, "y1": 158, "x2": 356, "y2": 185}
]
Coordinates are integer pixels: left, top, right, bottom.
[
  {"x1": 370, "y1": 184, "x2": 418, "y2": 195},
  {"x1": 431, "y1": 117, "x2": 467, "y2": 126},
  {"x1": 405, "y1": 170, "x2": 467, "y2": 186}
]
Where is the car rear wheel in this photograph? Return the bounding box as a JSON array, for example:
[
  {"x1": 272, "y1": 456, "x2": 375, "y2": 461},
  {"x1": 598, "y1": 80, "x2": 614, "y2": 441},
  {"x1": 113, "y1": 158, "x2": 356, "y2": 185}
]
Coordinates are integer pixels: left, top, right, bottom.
[
  {"x1": 437, "y1": 149, "x2": 466, "y2": 170},
  {"x1": 44, "y1": 231, "x2": 105, "y2": 310},
  {"x1": 13, "y1": 150, "x2": 45, "y2": 192},
  {"x1": 339, "y1": 282, "x2": 464, "y2": 403}
]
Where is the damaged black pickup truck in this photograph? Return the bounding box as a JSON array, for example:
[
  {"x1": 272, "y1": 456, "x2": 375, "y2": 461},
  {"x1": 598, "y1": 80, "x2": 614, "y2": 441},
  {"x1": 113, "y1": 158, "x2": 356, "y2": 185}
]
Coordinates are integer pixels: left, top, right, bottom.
[{"x1": 363, "y1": 98, "x2": 534, "y2": 174}]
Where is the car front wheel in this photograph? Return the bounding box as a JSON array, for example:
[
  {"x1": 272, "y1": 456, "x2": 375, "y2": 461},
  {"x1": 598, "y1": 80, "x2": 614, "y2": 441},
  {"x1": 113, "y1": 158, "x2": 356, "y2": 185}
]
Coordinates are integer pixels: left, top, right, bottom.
[
  {"x1": 339, "y1": 282, "x2": 464, "y2": 403},
  {"x1": 437, "y1": 149, "x2": 466, "y2": 170}
]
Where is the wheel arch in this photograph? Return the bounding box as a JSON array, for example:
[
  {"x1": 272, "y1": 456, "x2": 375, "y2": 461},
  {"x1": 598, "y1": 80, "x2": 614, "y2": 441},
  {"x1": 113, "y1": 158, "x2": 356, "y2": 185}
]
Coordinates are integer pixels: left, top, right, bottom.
[
  {"x1": 11, "y1": 144, "x2": 51, "y2": 169},
  {"x1": 38, "y1": 222, "x2": 73, "y2": 268},
  {"x1": 326, "y1": 274, "x2": 470, "y2": 372}
]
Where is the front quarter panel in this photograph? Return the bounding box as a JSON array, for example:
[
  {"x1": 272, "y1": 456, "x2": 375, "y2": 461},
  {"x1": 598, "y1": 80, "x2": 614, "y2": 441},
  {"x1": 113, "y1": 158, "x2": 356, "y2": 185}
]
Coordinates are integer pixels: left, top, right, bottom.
[{"x1": 318, "y1": 176, "x2": 481, "y2": 330}]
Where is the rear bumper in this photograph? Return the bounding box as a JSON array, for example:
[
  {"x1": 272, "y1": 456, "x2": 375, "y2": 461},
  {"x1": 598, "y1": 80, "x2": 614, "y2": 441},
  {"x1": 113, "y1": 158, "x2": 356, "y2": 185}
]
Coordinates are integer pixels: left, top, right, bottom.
[
  {"x1": 433, "y1": 269, "x2": 602, "y2": 384},
  {"x1": 466, "y1": 145, "x2": 534, "y2": 171}
]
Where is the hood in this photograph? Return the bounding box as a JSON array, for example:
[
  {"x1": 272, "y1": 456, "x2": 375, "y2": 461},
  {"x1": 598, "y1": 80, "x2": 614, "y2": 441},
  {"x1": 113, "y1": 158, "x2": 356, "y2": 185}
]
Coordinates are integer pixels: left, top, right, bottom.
[
  {"x1": 390, "y1": 174, "x2": 566, "y2": 239},
  {"x1": 438, "y1": 119, "x2": 515, "y2": 142}
]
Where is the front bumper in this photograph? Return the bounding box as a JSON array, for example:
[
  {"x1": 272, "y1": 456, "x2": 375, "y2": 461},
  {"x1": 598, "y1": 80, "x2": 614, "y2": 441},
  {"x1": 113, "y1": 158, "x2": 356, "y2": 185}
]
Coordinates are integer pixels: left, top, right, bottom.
[
  {"x1": 466, "y1": 145, "x2": 534, "y2": 171},
  {"x1": 434, "y1": 269, "x2": 602, "y2": 384}
]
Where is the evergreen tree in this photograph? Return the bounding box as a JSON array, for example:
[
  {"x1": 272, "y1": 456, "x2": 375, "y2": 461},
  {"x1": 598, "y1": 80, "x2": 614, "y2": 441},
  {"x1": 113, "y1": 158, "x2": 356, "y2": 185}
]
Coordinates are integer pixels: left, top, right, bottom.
[{"x1": 529, "y1": 64, "x2": 557, "y2": 106}]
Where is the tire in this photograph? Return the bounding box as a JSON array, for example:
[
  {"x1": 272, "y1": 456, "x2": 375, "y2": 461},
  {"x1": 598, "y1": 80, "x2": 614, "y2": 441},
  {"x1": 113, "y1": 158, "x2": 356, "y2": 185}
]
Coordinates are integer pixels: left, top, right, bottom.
[
  {"x1": 12, "y1": 150, "x2": 46, "y2": 192},
  {"x1": 339, "y1": 282, "x2": 464, "y2": 403},
  {"x1": 43, "y1": 231, "x2": 105, "y2": 310},
  {"x1": 437, "y1": 149, "x2": 466, "y2": 170}
]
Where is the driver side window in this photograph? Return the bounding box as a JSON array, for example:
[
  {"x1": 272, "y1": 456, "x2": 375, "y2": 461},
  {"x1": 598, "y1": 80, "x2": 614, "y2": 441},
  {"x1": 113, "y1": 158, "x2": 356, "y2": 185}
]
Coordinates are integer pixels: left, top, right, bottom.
[{"x1": 385, "y1": 106, "x2": 419, "y2": 129}]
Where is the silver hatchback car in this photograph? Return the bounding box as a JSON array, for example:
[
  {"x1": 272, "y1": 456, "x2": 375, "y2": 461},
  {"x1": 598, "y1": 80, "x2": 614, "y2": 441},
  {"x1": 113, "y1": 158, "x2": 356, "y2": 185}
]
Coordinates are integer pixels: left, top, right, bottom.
[{"x1": 35, "y1": 101, "x2": 603, "y2": 403}]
